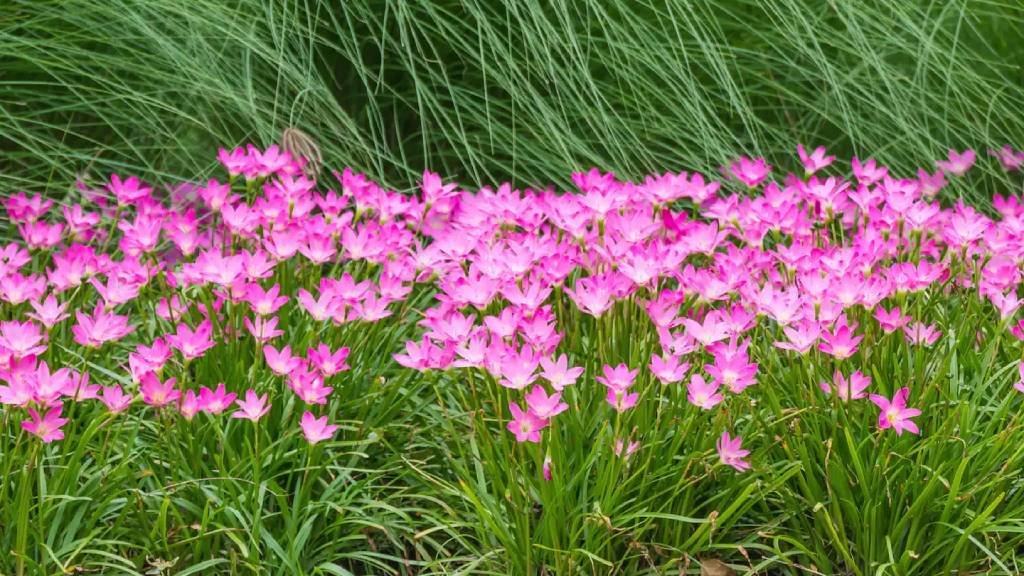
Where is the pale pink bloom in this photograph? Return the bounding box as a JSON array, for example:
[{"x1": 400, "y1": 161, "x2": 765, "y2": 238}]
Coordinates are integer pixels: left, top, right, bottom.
[
  {"x1": 232, "y1": 390, "x2": 270, "y2": 421},
  {"x1": 869, "y1": 387, "x2": 921, "y2": 436},
  {"x1": 820, "y1": 370, "x2": 870, "y2": 401},
  {"x1": 687, "y1": 374, "x2": 723, "y2": 410},
  {"x1": 773, "y1": 320, "x2": 821, "y2": 354},
  {"x1": 596, "y1": 363, "x2": 638, "y2": 393},
  {"x1": 244, "y1": 315, "x2": 284, "y2": 342},
  {"x1": 797, "y1": 144, "x2": 834, "y2": 174},
  {"x1": 539, "y1": 354, "x2": 584, "y2": 390},
  {"x1": 0, "y1": 320, "x2": 47, "y2": 359},
  {"x1": 27, "y1": 295, "x2": 69, "y2": 328},
  {"x1": 903, "y1": 322, "x2": 941, "y2": 346},
  {"x1": 649, "y1": 352, "x2": 689, "y2": 384},
  {"x1": 681, "y1": 312, "x2": 731, "y2": 347},
  {"x1": 100, "y1": 385, "x2": 133, "y2": 413},
  {"x1": 717, "y1": 431, "x2": 750, "y2": 472},
  {"x1": 525, "y1": 385, "x2": 568, "y2": 419},
  {"x1": 497, "y1": 347, "x2": 540, "y2": 390},
  {"x1": 179, "y1": 390, "x2": 201, "y2": 420},
  {"x1": 393, "y1": 336, "x2": 453, "y2": 371},
  {"x1": 935, "y1": 148, "x2": 976, "y2": 176},
  {"x1": 874, "y1": 307, "x2": 909, "y2": 333},
  {"x1": 507, "y1": 402, "x2": 548, "y2": 443},
  {"x1": 614, "y1": 438, "x2": 641, "y2": 460},
  {"x1": 21, "y1": 405, "x2": 68, "y2": 443},
  {"x1": 140, "y1": 372, "x2": 180, "y2": 407},
  {"x1": 263, "y1": 344, "x2": 304, "y2": 376},
  {"x1": 72, "y1": 302, "x2": 134, "y2": 348},
  {"x1": 851, "y1": 157, "x2": 888, "y2": 185},
  {"x1": 989, "y1": 145, "x2": 1024, "y2": 172},
  {"x1": 818, "y1": 317, "x2": 863, "y2": 360},
  {"x1": 198, "y1": 383, "x2": 236, "y2": 415},
  {"x1": 300, "y1": 411, "x2": 338, "y2": 444},
  {"x1": 605, "y1": 388, "x2": 639, "y2": 413},
  {"x1": 288, "y1": 370, "x2": 334, "y2": 405},
  {"x1": 107, "y1": 174, "x2": 151, "y2": 205}
]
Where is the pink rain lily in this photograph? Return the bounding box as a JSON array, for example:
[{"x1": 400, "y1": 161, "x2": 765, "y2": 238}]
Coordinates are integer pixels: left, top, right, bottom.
[
  {"x1": 717, "y1": 431, "x2": 750, "y2": 472},
  {"x1": 596, "y1": 363, "x2": 638, "y2": 393},
  {"x1": 72, "y1": 303, "x2": 134, "y2": 348},
  {"x1": 728, "y1": 156, "x2": 772, "y2": 188},
  {"x1": 605, "y1": 387, "x2": 640, "y2": 413},
  {"x1": 166, "y1": 321, "x2": 216, "y2": 360},
  {"x1": 935, "y1": 148, "x2": 976, "y2": 176},
  {"x1": 198, "y1": 383, "x2": 237, "y2": 415},
  {"x1": 232, "y1": 390, "x2": 271, "y2": 421},
  {"x1": 21, "y1": 405, "x2": 69, "y2": 443},
  {"x1": 820, "y1": 370, "x2": 870, "y2": 401},
  {"x1": 687, "y1": 374, "x2": 723, "y2": 410},
  {"x1": 100, "y1": 385, "x2": 133, "y2": 413},
  {"x1": 869, "y1": 387, "x2": 921, "y2": 436},
  {"x1": 797, "y1": 144, "x2": 835, "y2": 175},
  {"x1": 300, "y1": 411, "x2": 339, "y2": 444},
  {"x1": 263, "y1": 344, "x2": 304, "y2": 376},
  {"x1": 140, "y1": 372, "x2": 180, "y2": 407},
  {"x1": 539, "y1": 354, "x2": 584, "y2": 390},
  {"x1": 506, "y1": 402, "x2": 548, "y2": 443},
  {"x1": 0, "y1": 320, "x2": 48, "y2": 359},
  {"x1": 525, "y1": 385, "x2": 568, "y2": 419}
]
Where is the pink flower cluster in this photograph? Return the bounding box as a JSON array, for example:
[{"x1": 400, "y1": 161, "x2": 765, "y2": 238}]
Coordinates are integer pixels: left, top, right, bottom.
[{"x1": 3, "y1": 141, "x2": 1023, "y2": 476}]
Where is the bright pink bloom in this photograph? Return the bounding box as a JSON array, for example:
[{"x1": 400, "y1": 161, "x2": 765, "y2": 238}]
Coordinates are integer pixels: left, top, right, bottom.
[
  {"x1": 307, "y1": 344, "x2": 350, "y2": 377},
  {"x1": 166, "y1": 321, "x2": 216, "y2": 360},
  {"x1": 72, "y1": 303, "x2": 134, "y2": 348},
  {"x1": 506, "y1": 402, "x2": 548, "y2": 443},
  {"x1": 605, "y1": 387, "x2": 639, "y2": 413},
  {"x1": 140, "y1": 372, "x2": 180, "y2": 407},
  {"x1": 497, "y1": 347, "x2": 540, "y2": 390},
  {"x1": 728, "y1": 156, "x2": 771, "y2": 188},
  {"x1": 232, "y1": 390, "x2": 270, "y2": 421},
  {"x1": 21, "y1": 405, "x2": 68, "y2": 443},
  {"x1": 717, "y1": 431, "x2": 750, "y2": 472},
  {"x1": 989, "y1": 145, "x2": 1024, "y2": 171},
  {"x1": 100, "y1": 385, "x2": 133, "y2": 413},
  {"x1": 869, "y1": 387, "x2": 921, "y2": 436},
  {"x1": 300, "y1": 411, "x2": 338, "y2": 444},
  {"x1": 874, "y1": 307, "x2": 909, "y2": 333},
  {"x1": 649, "y1": 352, "x2": 689, "y2": 384},
  {"x1": 179, "y1": 390, "x2": 201, "y2": 420},
  {"x1": 244, "y1": 315, "x2": 284, "y2": 342},
  {"x1": 263, "y1": 344, "x2": 304, "y2": 375},
  {"x1": 244, "y1": 283, "x2": 289, "y2": 316},
  {"x1": 198, "y1": 383, "x2": 236, "y2": 415},
  {"x1": 818, "y1": 317, "x2": 863, "y2": 359}
]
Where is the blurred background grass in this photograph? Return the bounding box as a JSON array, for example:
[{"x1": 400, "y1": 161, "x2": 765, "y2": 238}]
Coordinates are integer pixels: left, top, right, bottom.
[{"x1": 1, "y1": 0, "x2": 1023, "y2": 200}]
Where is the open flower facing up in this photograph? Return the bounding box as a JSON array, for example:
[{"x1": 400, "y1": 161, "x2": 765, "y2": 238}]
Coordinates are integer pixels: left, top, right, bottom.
[
  {"x1": 525, "y1": 385, "x2": 568, "y2": 419},
  {"x1": 687, "y1": 374, "x2": 723, "y2": 410},
  {"x1": 507, "y1": 402, "x2": 548, "y2": 443},
  {"x1": 869, "y1": 387, "x2": 921, "y2": 436},
  {"x1": 935, "y1": 148, "x2": 976, "y2": 176},
  {"x1": 300, "y1": 411, "x2": 338, "y2": 444},
  {"x1": 232, "y1": 390, "x2": 271, "y2": 422},
  {"x1": 140, "y1": 372, "x2": 180, "y2": 407},
  {"x1": 797, "y1": 144, "x2": 835, "y2": 175},
  {"x1": 166, "y1": 321, "x2": 216, "y2": 360},
  {"x1": 728, "y1": 156, "x2": 772, "y2": 188},
  {"x1": 72, "y1": 303, "x2": 134, "y2": 348},
  {"x1": 820, "y1": 370, "x2": 870, "y2": 401},
  {"x1": 0, "y1": 320, "x2": 47, "y2": 359},
  {"x1": 717, "y1": 431, "x2": 750, "y2": 472},
  {"x1": 21, "y1": 405, "x2": 69, "y2": 443}
]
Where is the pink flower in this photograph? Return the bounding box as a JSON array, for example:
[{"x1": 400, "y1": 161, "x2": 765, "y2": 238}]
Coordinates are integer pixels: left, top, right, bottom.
[
  {"x1": 1016, "y1": 362, "x2": 1024, "y2": 394},
  {"x1": 525, "y1": 385, "x2": 569, "y2": 419},
  {"x1": 797, "y1": 144, "x2": 834, "y2": 175},
  {"x1": 687, "y1": 374, "x2": 723, "y2": 410},
  {"x1": 0, "y1": 320, "x2": 47, "y2": 359},
  {"x1": 166, "y1": 321, "x2": 216, "y2": 360},
  {"x1": 72, "y1": 303, "x2": 134, "y2": 348},
  {"x1": 506, "y1": 402, "x2": 548, "y2": 443},
  {"x1": 874, "y1": 307, "x2": 909, "y2": 333},
  {"x1": 649, "y1": 352, "x2": 689, "y2": 384},
  {"x1": 244, "y1": 315, "x2": 284, "y2": 342},
  {"x1": 869, "y1": 387, "x2": 921, "y2": 436},
  {"x1": 818, "y1": 317, "x2": 862, "y2": 359},
  {"x1": 198, "y1": 383, "x2": 237, "y2": 415},
  {"x1": 605, "y1": 387, "x2": 639, "y2": 413},
  {"x1": 539, "y1": 354, "x2": 584, "y2": 391},
  {"x1": 100, "y1": 385, "x2": 133, "y2": 413},
  {"x1": 300, "y1": 411, "x2": 338, "y2": 444},
  {"x1": 140, "y1": 372, "x2": 180, "y2": 407},
  {"x1": 935, "y1": 148, "x2": 976, "y2": 176},
  {"x1": 179, "y1": 390, "x2": 201, "y2": 420},
  {"x1": 989, "y1": 145, "x2": 1024, "y2": 172},
  {"x1": 21, "y1": 404, "x2": 68, "y2": 443},
  {"x1": 728, "y1": 156, "x2": 771, "y2": 188},
  {"x1": 497, "y1": 347, "x2": 540, "y2": 390},
  {"x1": 27, "y1": 295, "x2": 69, "y2": 328},
  {"x1": 820, "y1": 370, "x2": 870, "y2": 401},
  {"x1": 244, "y1": 283, "x2": 289, "y2": 316},
  {"x1": 288, "y1": 369, "x2": 333, "y2": 405},
  {"x1": 232, "y1": 390, "x2": 270, "y2": 421},
  {"x1": 614, "y1": 438, "x2": 641, "y2": 460},
  {"x1": 596, "y1": 363, "x2": 638, "y2": 393},
  {"x1": 263, "y1": 344, "x2": 304, "y2": 376},
  {"x1": 903, "y1": 322, "x2": 941, "y2": 346},
  {"x1": 681, "y1": 313, "x2": 730, "y2": 347},
  {"x1": 717, "y1": 431, "x2": 750, "y2": 472},
  {"x1": 852, "y1": 157, "x2": 888, "y2": 184},
  {"x1": 307, "y1": 344, "x2": 350, "y2": 377},
  {"x1": 107, "y1": 174, "x2": 151, "y2": 206}
]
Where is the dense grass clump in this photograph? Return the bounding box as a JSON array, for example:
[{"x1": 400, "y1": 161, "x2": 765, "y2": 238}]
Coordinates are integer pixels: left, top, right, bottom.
[{"x1": 2, "y1": 0, "x2": 1024, "y2": 199}]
